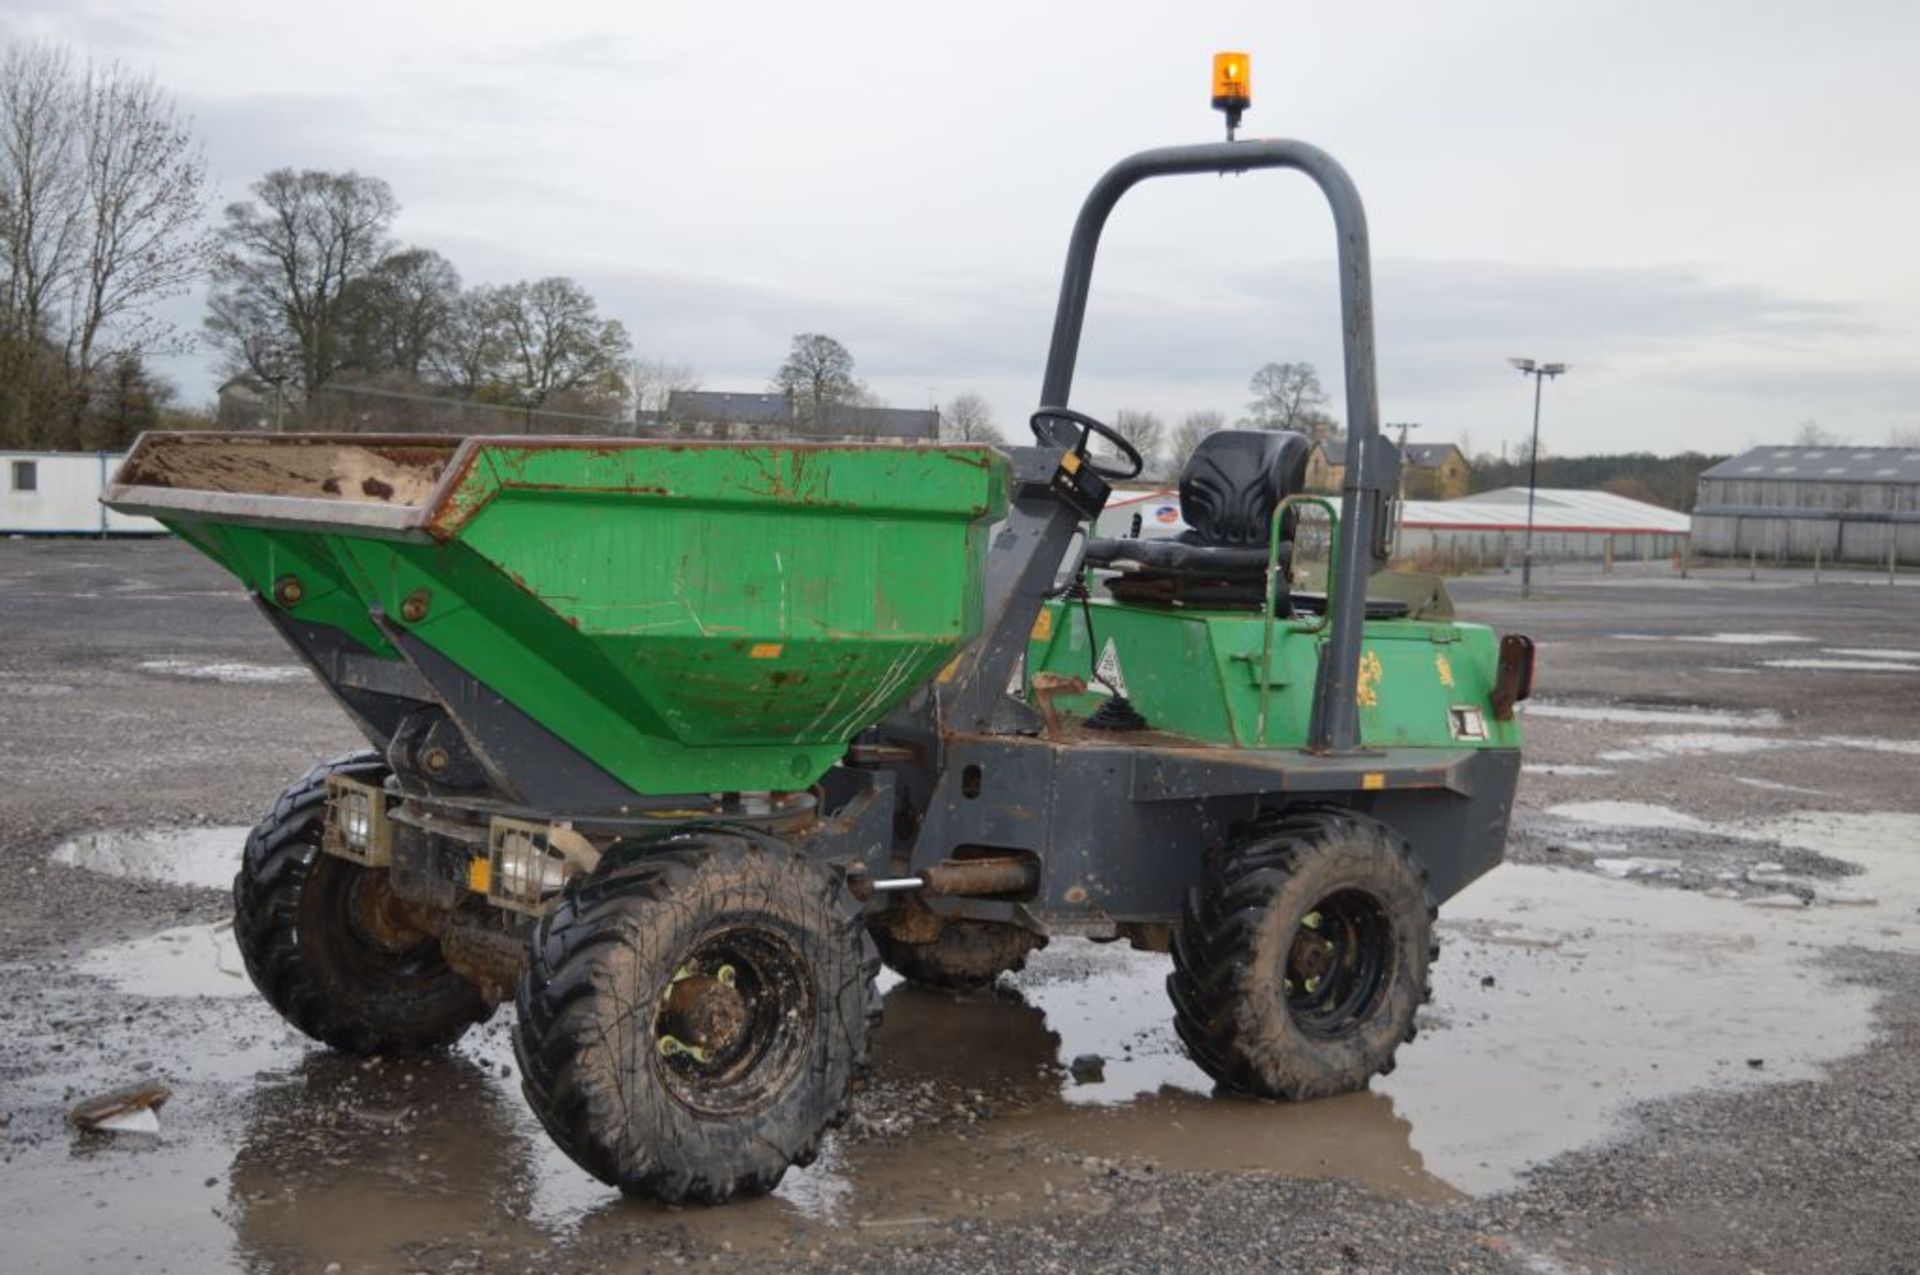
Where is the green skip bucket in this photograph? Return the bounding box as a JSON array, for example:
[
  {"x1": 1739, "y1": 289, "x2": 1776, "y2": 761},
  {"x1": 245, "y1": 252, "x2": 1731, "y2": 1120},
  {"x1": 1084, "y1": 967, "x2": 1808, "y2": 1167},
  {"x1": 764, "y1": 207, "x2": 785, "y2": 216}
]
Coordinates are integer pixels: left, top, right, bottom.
[{"x1": 106, "y1": 433, "x2": 1009, "y2": 795}]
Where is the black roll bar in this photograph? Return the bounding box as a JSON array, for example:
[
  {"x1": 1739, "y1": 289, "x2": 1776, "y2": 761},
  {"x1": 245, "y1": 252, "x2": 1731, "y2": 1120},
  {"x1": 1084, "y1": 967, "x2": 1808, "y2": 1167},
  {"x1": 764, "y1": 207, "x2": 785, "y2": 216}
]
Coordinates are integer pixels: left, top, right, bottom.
[{"x1": 1037, "y1": 139, "x2": 1389, "y2": 755}]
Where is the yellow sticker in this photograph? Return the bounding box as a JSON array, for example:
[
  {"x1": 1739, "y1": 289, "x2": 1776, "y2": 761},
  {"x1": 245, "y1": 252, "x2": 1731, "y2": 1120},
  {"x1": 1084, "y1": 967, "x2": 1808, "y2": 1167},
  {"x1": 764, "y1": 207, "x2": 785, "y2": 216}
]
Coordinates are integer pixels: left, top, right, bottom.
[
  {"x1": 1356, "y1": 649, "x2": 1384, "y2": 708},
  {"x1": 1435, "y1": 653, "x2": 1455, "y2": 689},
  {"x1": 1362, "y1": 772, "x2": 1387, "y2": 791},
  {"x1": 748, "y1": 642, "x2": 783, "y2": 660},
  {"x1": 467, "y1": 856, "x2": 492, "y2": 894},
  {"x1": 1030, "y1": 608, "x2": 1055, "y2": 641},
  {"x1": 1060, "y1": 451, "x2": 1082, "y2": 474},
  {"x1": 935, "y1": 653, "x2": 966, "y2": 684}
]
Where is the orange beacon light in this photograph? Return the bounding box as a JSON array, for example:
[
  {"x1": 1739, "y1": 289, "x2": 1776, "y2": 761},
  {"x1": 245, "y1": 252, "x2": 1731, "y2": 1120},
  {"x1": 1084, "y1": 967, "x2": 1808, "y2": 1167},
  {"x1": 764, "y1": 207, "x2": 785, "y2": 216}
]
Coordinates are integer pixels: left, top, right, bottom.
[{"x1": 1212, "y1": 52, "x2": 1251, "y2": 139}]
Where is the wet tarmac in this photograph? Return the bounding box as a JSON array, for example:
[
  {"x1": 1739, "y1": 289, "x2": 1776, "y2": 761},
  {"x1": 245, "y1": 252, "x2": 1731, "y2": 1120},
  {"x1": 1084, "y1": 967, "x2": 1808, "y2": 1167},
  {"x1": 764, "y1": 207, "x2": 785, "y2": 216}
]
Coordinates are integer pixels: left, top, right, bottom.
[
  {"x1": 9, "y1": 796, "x2": 1918, "y2": 1269},
  {"x1": 8, "y1": 544, "x2": 1920, "y2": 1272}
]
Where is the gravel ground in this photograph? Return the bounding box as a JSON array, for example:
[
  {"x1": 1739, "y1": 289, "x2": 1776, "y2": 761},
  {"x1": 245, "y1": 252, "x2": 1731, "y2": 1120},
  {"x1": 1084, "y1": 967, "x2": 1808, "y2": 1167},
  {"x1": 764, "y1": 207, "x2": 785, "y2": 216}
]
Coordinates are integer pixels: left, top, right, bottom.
[{"x1": 3, "y1": 540, "x2": 1920, "y2": 1273}]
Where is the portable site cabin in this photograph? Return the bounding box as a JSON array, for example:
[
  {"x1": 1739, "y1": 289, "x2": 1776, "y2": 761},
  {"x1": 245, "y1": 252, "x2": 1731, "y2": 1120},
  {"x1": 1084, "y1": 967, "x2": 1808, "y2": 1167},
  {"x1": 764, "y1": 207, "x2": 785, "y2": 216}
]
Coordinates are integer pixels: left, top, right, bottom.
[{"x1": 1, "y1": 451, "x2": 163, "y2": 536}]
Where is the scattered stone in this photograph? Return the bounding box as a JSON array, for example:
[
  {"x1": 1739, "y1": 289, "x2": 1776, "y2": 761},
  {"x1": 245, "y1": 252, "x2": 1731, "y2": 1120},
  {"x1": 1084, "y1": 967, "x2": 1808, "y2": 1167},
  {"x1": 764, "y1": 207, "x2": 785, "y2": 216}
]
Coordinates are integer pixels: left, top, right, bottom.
[
  {"x1": 68, "y1": 1082, "x2": 169, "y2": 1133},
  {"x1": 1069, "y1": 1054, "x2": 1105, "y2": 1083}
]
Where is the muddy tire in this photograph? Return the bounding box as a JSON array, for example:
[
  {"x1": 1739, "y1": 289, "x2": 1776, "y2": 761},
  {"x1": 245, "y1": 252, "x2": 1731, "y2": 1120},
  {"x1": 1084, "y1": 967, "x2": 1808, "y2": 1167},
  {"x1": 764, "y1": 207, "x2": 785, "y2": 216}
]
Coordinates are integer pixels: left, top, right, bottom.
[
  {"x1": 873, "y1": 915, "x2": 1043, "y2": 993},
  {"x1": 1167, "y1": 809, "x2": 1431, "y2": 1100},
  {"x1": 515, "y1": 832, "x2": 878, "y2": 1203},
  {"x1": 234, "y1": 752, "x2": 493, "y2": 1057}
]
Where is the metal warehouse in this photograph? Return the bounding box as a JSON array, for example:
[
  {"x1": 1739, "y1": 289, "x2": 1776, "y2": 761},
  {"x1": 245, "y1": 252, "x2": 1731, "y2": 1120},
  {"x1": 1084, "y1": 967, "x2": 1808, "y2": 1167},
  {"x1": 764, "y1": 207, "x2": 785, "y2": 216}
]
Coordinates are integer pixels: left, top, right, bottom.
[
  {"x1": 1692, "y1": 446, "x2": 1920, "y2": 565},
  {"x1": 1393, "y1": 487, "x2": 1691, "y2": 565}
]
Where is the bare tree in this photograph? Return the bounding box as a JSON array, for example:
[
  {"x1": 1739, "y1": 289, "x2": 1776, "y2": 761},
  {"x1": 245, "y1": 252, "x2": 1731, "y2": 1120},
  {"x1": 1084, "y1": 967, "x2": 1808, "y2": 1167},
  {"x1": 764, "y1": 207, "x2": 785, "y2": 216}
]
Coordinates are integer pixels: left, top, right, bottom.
[
  {"x1": 1169, "y1": 408, "x2": 1225, "y2": 474},
  {"x1": 205, "y1": 169, "x2": 399, "y2": 395},
  {"x1": 630, "y1": 356, "x2": 701, "y2": 425},
  {"x1": 942, "y1": 391, "x2": 1003, "y2": 444},
  {"x1": 1109, "y1": 408, "x2": 1166, "y2": 477},
  {"x1": 1793, "y1": 418, "x2": 1842, "y2": 446},
  {"x1": 491, "y1": 276, "x2": 631, "y2": 407},
  {"x1": 1242, "y1": 361, "x2": 1326, "y2": 432},
  {"x1": 64, "y1": 61, "x2": 210, "y2": 429},
  {"x1": 0, "y1": 40, "x2": 210, "y2": 446},
  {"x1": 772, "y1": 332, "x2": 862, "y2": 427},
  {"x1": 428, "y1": 284, "x2": 504, "y2": 397},
  {"x1": 337, "y1": 246, "x2": 459, "y2": 378}
]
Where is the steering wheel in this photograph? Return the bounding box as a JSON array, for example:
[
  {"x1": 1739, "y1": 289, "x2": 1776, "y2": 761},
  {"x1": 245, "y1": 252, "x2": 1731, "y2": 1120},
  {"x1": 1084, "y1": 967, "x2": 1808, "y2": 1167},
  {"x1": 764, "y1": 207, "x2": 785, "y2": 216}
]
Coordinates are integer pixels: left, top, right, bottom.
[{"x1": 1028, "y1": 406, "x2": 1144, "y2": 481}]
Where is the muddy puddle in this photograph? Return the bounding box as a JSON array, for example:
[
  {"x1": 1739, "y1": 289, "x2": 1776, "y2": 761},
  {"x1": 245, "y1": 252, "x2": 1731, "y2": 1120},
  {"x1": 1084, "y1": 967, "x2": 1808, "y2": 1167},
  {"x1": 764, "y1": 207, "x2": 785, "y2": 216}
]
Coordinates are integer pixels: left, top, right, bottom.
[
  {"x1": 13, "y1": 805, "x2": 1920, "y2": 1270},
  {"x1": 51, "y1": 824, "x2": 251, "y2": 891}
]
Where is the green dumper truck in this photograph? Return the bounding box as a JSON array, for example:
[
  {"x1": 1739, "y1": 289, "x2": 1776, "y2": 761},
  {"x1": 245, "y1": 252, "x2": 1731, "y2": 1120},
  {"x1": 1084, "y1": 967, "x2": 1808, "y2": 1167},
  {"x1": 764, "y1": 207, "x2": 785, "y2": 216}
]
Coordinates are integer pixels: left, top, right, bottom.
[{"x1": 106, "y1": 134, "x2": 1529, "y2": 1204}]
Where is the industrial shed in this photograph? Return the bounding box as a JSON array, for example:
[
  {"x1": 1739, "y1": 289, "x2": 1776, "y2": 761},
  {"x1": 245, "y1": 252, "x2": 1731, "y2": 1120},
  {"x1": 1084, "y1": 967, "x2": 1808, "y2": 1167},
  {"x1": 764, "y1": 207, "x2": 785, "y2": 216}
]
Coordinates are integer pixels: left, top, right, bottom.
[
  {"x1": 1692, "y1": 446, "x2": 1920, "y2": 565},
  {"x1": 1393, "y1": 487, "x2": 1691, "y2": 566},
  {"x1": 2, "y1": 451, "x2": 162, "y2": 535}
]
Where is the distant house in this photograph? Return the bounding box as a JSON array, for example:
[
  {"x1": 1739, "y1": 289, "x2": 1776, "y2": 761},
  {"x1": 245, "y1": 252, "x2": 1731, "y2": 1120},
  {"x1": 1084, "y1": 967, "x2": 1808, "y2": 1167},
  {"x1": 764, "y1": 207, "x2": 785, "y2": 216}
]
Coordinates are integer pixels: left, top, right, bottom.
[
  {"x1": 662, "y1": 390, "x2": 940, "y2": 443},
  {"x1": 1306, "y1": 439, "x2": 1472, "y2": 499},
  {"x1": 215, "y1": 376, "x2": 270, "y2": 431},
  {"x1": 1305, "y1": 440, "x2": 1344, "y2": 494},
  {"x1": 1401, "y1": 443, "x2": 1472, "y2": 500}
]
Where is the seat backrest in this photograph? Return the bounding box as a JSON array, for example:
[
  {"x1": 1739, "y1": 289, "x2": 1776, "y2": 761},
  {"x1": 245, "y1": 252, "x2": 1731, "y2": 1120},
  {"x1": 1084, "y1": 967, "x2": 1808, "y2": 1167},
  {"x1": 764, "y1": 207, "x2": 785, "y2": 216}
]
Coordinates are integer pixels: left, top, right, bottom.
[{"x1": 1177, "y1": 430, "x2": 1312, "y2": 547}]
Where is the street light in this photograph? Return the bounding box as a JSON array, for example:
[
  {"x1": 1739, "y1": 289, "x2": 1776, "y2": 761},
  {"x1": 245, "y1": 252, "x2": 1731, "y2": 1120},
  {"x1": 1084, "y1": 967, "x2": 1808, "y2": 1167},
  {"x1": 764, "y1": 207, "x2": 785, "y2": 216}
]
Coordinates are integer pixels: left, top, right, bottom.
[{"x1": 1508, "y1": 357, "x2": 1567, "y2": 599}]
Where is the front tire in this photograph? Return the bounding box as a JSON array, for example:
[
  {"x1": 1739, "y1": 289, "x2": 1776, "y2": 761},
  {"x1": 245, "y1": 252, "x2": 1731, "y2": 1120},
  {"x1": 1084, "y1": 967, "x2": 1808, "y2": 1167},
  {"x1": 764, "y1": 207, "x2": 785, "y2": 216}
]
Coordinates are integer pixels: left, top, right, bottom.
[
  {"x1": 233, "y1": 752, "x2": 493, "y2": 1056},
  {"x1": 514, "y1": 832, "x2": 877, "y2": 1203},
  {"x1": 1168, "y1": 809, "x2": 1431, "y2": 1100}
]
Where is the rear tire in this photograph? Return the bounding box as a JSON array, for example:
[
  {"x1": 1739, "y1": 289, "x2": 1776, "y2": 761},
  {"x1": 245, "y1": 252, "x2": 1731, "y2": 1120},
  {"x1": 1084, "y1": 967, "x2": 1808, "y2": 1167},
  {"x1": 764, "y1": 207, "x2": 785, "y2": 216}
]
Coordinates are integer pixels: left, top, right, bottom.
[
  {"x1": 233, "y1": 752, "x2": 493, "y2": 1057},
  {"x1": 515, "y1": 832, "x2": 878, "y2": 1203},
  {"x1": 1167, "y1": 809, "x2": 1430, "y2": 1100}
]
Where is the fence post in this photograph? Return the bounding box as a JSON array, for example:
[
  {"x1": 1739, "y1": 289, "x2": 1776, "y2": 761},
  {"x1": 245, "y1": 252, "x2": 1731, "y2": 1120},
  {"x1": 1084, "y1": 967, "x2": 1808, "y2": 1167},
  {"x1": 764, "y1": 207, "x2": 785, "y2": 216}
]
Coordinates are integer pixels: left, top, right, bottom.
[
  {"x1": 1814, "y1": 544, "x2": 1822, "y2": 584},
  {"x1": 1680, "y1": 535, "x2": 1691, "y2": 579},
  {"x1": 1749, "y1": 548, "x2": 1757, "y2": 582},
  {"x1": 1892, "y1": 541, "x2": 1899, "y2": 586},
  {"x1": 1604, "y1": 539, "x2": 1614, "y2": 573}
]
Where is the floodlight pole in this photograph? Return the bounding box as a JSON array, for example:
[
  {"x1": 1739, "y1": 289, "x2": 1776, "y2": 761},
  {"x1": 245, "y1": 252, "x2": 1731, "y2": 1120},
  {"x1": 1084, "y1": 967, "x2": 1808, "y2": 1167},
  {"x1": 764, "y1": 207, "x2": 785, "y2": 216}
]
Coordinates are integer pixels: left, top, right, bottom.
[{"x1": 1510, "y1": 358, "x2": 1566, "y2": 599}]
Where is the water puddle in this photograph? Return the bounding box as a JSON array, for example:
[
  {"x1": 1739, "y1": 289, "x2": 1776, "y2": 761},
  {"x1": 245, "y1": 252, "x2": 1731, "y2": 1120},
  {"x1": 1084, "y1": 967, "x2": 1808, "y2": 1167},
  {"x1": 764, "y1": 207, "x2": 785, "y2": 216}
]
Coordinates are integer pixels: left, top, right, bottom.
[
  {"x1": 1522, "y1": 763, "x2": 1616, "y2": 777},
  {"x1": 1611, "y1": 632, "x2": 1809, "y2": 646},
  {"x1": 27, "y1": 805, "x2": 1920, "y2": 1269},
  {"x1": 138, "y1": 658, "x2": 309, "y2": 684},
  {"x1": 1545, "y1": 800, "x2": 1714, "y2": 831},
  {"x1": 1523, "y1": 701, "x2": 1781, "y2": 728},
  {"x1": 1822, "y1": 647, "x2": 1920, "y2": 660},
  {"x1": 1597, "y1": 732, "x2": 1789, "y2": 762},
  {"x1": 52, "y1": 825, "x2": 250, "y2": 890},
  {"x1": 1594, "y1": 733, "x2": 1920, "y2": 765},
  {"x1": 1735, "y1": 776, "x2": 1826, "y2": 796},
  {"x1": 77, "y1": 922, "x2": 254, "y2": 998},
  {"x1": 1762, "y1": 658, "x2": 1920, "y2": 672}
]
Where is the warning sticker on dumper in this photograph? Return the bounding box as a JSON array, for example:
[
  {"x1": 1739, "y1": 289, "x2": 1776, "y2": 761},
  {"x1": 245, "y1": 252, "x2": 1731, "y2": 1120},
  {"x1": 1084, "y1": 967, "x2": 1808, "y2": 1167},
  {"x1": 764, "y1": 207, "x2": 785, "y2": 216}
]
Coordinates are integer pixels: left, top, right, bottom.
[{"x1": 1095, "y1": 638, "x2": 1129, "y2": 697}]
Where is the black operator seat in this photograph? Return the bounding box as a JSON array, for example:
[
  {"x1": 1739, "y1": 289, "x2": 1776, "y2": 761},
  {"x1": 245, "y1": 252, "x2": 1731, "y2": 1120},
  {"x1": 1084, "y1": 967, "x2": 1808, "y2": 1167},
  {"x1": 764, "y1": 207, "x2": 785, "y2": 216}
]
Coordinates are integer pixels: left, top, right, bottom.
[{"x1": 1084, "y1": 429, "x2": 1312, "y2": 611}]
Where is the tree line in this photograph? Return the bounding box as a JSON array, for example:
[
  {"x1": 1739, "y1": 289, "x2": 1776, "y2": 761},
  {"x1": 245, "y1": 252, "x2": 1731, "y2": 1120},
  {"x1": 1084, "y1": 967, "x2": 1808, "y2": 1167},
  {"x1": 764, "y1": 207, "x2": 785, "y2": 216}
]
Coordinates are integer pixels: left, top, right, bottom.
[{"x1": 205, "y1": 170, "x2": 636, "y2": 432}]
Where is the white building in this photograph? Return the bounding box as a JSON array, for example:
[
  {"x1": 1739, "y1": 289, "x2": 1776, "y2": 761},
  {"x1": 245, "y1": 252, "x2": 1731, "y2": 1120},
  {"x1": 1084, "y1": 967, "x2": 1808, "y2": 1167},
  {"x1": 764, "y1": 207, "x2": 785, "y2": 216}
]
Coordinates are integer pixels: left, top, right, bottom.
[
  {"x1": 1393, "y1": 487, "x2": 1691, "y2": 565},
  {"x1": 2, "y1": 451, "x2": 163, "y2": 535}
]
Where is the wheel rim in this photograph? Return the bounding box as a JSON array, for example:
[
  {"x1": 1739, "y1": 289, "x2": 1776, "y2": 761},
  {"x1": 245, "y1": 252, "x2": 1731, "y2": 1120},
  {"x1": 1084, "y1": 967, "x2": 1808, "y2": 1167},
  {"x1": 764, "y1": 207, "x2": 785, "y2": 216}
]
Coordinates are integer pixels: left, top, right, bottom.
[
  {"x1": 652, "y1": 926, "x2": 814, "y2": 1117},
  {"x1": 1282, "y1": 888, "x2": 1394, "y2": 1038},
  {"x1": 305, "y1": 857, "x2": 444, "y2": 981}
]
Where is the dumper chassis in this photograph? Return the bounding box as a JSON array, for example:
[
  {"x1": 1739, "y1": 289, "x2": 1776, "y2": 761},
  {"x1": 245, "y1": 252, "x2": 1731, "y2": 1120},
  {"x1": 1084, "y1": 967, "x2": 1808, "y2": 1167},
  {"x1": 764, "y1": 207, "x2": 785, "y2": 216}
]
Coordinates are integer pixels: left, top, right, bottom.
[{"x1": 108, "y1": 136, "x2": 1529, "y2": 1203}]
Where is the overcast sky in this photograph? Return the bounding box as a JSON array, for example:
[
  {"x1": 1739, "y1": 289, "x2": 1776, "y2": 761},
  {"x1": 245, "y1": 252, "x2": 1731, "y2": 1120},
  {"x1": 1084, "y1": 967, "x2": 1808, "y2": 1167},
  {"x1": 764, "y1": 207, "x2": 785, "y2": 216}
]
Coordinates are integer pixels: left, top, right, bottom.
[{"x1": 13, "y1": 0, "x2": 1919, "y2": 457}]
